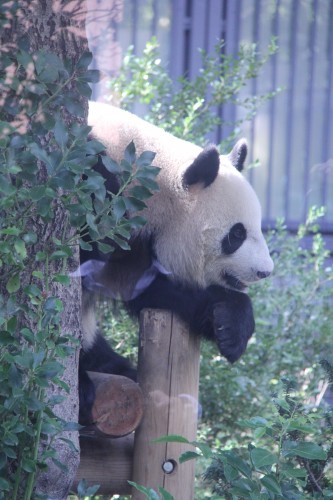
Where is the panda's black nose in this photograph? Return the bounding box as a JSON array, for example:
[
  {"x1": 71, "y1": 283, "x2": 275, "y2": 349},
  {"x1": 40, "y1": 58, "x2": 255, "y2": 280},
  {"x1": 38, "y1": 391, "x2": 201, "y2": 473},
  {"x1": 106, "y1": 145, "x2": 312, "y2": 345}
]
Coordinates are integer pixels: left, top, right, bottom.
[{"x1": 257, "y1": 270, "x2": 271, "y2": 279}]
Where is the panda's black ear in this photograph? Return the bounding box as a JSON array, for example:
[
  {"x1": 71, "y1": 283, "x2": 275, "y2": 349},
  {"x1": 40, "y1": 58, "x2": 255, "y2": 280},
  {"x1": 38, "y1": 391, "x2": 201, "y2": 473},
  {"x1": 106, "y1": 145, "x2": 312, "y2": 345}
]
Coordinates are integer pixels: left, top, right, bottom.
[
  {"x1": 229, "y1": 139, "x2": 247, "y2": 172},
  {"x1": 182, "y1": 145, "x2": 220, "y2": 188}
]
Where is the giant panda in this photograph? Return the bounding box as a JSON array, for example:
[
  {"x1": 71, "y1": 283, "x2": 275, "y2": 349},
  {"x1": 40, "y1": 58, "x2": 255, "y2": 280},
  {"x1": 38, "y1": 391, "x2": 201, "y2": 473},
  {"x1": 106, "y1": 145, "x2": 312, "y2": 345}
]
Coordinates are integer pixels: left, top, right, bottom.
[{"x1": 78, "y1": 101, "x2": 274, "y2": 422}]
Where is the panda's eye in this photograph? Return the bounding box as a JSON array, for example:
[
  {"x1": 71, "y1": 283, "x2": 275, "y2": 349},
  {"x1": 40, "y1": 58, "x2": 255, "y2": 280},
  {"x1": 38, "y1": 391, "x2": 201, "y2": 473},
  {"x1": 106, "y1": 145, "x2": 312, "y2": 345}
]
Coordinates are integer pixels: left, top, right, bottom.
[
  {"x1": 231, "y1": 223, "x2": 246, "y2": 240},
  {"x1": 221, "y1": 223, "x2": 247, "y2": 255}
]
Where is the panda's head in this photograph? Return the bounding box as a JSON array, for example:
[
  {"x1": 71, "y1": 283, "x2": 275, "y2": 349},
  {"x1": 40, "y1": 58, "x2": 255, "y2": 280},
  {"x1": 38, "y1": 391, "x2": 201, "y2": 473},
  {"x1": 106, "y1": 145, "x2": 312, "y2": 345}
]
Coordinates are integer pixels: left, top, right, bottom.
[{"x1": 153, "y1": 140, "x2": 274, "y2": 291}]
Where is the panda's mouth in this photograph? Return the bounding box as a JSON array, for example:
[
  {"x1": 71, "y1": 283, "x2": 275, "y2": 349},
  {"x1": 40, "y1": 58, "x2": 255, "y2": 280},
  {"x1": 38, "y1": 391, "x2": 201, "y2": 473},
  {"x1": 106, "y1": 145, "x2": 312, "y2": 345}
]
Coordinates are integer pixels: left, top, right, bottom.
[{"x1": 223, "y1": 272, "x2": 247, "y2": 291}]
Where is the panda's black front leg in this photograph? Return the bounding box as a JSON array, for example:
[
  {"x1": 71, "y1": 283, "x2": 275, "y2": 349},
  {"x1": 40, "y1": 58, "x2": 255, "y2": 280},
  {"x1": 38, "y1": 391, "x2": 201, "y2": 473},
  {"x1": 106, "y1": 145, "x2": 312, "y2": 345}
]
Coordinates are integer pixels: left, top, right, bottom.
[
  {"x1": 127, "y1": 274, "x2": 255, "y2": 363},
  {"x1": 198, "y1": 285, "x2": 255, "y2": 363}
]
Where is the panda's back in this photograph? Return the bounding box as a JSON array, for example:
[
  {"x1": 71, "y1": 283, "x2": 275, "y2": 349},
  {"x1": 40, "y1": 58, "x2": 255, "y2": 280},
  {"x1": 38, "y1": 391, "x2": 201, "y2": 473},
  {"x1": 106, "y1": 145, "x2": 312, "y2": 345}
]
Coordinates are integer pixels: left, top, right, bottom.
[{"x1": 88, "y1": 101, "x2": 202, "y2": 178}]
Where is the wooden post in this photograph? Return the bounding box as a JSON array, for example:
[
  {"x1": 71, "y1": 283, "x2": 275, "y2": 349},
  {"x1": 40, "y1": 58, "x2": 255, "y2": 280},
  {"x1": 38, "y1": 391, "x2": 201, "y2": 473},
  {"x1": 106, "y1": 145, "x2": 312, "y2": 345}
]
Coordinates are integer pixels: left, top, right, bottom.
[
  {"x1": 132, "y1": 309, "x2": 201, "y2": 500},
  {"x1": 73, "y1": 434, "x2": 133, "y2": 495}
]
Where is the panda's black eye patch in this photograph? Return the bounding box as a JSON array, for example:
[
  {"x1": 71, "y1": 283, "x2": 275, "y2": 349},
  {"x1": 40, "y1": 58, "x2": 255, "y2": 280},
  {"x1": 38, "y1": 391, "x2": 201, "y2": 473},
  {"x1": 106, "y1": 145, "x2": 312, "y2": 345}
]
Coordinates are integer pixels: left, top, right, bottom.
[{"x1": 221, "y1": 223, "x2": 247, "y2": 255}]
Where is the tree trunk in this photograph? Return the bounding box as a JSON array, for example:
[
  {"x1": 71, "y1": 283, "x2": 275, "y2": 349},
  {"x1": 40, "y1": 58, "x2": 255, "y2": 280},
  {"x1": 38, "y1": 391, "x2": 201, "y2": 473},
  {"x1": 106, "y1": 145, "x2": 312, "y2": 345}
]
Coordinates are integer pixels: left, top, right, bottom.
[{"x1": 0, "y1": 1, "x2": 88, "y2": 497}]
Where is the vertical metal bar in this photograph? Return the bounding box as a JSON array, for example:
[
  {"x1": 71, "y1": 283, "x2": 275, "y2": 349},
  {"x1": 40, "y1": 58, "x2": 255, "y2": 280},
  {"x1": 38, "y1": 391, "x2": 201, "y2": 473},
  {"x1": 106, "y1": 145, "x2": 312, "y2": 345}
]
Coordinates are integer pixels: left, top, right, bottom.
[
  {"x1": 248, "y1": 0, "x2": 260, "y2": 185},
  {"x1": 151, "y1": 0, "x2": 158, "y2": 36},
  {"x1": 188, "y1": 0, "x2": 207, "y2": 78},
  {"x1": 169, "y1": 0, "x2": 187, "y2": 79},
  {"x1": 131, "y1": 0, "x2": 138, "y2": 50},
  {"x1": 216, "y1": 0, "x2": 228, "y2": 145},
  {"x1": 266, "y1": 0, "x2": 280, "y2": 221},
  {"x1": 303, "y1": 0, "x2": 318, "y2": 222},
  {"x1": 220, "y1": 0, "x2": 241, "y2": 142},
  {"x1": 284, "y1": 0, "x2": 299, "y2": 222},
  {"x1": 322, "y1": 0, "x2": 333, "y2": 216}
]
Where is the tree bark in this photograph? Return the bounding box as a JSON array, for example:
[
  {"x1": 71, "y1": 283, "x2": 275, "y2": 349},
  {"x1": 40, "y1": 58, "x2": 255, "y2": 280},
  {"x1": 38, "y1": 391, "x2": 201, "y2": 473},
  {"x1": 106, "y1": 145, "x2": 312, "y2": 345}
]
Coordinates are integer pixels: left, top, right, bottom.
[{"x1": 1, "y1": 1, "x2": 88, "y2": 497}]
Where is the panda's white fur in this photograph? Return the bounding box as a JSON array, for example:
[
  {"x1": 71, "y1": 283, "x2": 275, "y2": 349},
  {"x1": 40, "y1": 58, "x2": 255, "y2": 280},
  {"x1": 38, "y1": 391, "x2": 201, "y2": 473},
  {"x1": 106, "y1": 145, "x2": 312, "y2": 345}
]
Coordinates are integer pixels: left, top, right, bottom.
[{"x1": 88, "y1": 101, "x2": 273, "y2": 291}]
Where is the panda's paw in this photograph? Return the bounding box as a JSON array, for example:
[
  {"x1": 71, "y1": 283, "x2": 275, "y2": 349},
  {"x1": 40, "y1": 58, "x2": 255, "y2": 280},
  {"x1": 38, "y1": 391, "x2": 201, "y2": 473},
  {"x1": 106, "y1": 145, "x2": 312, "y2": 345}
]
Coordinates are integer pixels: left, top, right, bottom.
[{"x1": 213, "y1": 298, "x2": 255, "y2": 363}]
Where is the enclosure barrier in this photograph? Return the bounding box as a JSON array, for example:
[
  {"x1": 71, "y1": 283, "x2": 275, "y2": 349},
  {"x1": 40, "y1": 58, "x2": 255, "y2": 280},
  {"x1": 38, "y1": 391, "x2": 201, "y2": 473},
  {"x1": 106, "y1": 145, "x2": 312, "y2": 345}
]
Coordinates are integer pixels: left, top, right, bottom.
[{"x1": 73, "y1": 309, "x2": 201, "y2": 499}]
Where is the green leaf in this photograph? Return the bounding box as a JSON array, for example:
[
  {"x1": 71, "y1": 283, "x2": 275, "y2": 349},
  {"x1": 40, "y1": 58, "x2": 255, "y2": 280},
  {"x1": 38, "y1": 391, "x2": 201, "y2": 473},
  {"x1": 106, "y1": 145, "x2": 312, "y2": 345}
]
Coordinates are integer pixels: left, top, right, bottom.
[
  {"x1": 54, "y1": 118, "x2": 68, "y2": 148},
  {"x1": 191, "y1": 441, "x2": 212, "y2": 458},
  {"x1": 0, "y1": 331, "x2": 15, "y2": 345},
  {"x1": 323, "y1": 488, "x2": 333, "y2": 497},
  {"x1": 153, "y1": 434, "x2": 190, "y2": 444},
  {"x1": 17, "y1": 50, "x2": 34, "y2": 69},
  {"x1": 112, "y1": 197, "x2": 127, "y2": 220},
  {"x1": 30, "y1": 185, "x2": 47, "y2": 201},
  {"x1": 230, "y1": 478, "x2": 257, "y2": 495},
  {"x1": 77, "y1": 51, "x2": 93, "y2": 69},
  {"x1": 29, "y1": 143, "x2": 52, "y2": 170},
  {"x1": 179, "y1": 451, "x2": 201, "y2": 463},
  {"x1": 129, "y1": 185, "x2": 153, "y2": 200},
  {"x1": 135, "y1": 176, "x2": 160, "y2": 192},
  {"x1": 24, "y1": 284, "x2": 42, "y2": 297},
  {"x1": 222, "y1": 452, "x2": 252, "y2": 479},
  {"x1": 102, "y1": 156, "x2": 122, "y2": 174},
  {"x1": 37, "y1": 361, "x2": 63, "y2": 378},
  {"x1": 124, "y1": 196, "x2": 146, "y2": 212},
  {"x1": 76, "y1": 80, "x2": 92, "y2": 98},
  {"x1": 0, "y1": 453, "x2": 7, "y2": 470},
  {"x1": 44, "y1": 297, "x2": 63, "y2": 313},
  {"x1": 283, "y1": 441, "x2": 327, "y2": 461},
  {"x1": 6, "y1": 316, "x2": 17, "y2": 334},
  {"x1": 98, "y1": 242, "x2": 114, "y2": 254},
  {"x1": 53, "y1": 274, "x2": 70, "y2": 285},
  {"x1": 281, "y1": 465, "x2": 307, "y2": 479},
  {"x1": 14, "y1": 239, "x2": 27, "y2": 259},
  {"x1": 6, "y1": 274, "x2": 20, "y2": 293},
  {"x1": 223, "y1": 463, "x2": 239, "y2": 482},
  {"x1": 111, "y1": 235, "x2": 130, "y2": 251},
  {"x1": 240, "y1": 416, "x2": 269, "y2": 429},
  {"x1": 85, "y1": 139, "x2": 105, "y2": 155},
  {"x1": 0, "y1": 227, "x2": 21, "y2": 236},
  {"x1": 81, "y1": 69, "x2": 101, "y2": 83},
  {"x1": 124, "y1": 141, "x2": 136, "y2": 165},
  {"x1": 137, "y1": 150, "x2": 156, "y2": 167},
  {"x1": 86, "y1": 213, "x2": 98, "y2": 231},
  {"x1": 0, "y1": 477, "x2": 10, "y2": 491},
  {"x1": 128, "y1": 481, "x2": 159, "y2": 500},
  {"x1": 79, "y1": 239, "x2": 92, "y2": 251},
  {"x1": 0, "y1": 174, "x2": 15, "y2": 194},
  {"x1": 21, "y1": 457, "x2": 37, "y2": 472},
  {"x1": 288, "y1": 420, "x2": 315, "y2": 434},
  {"x1": 23, "y1": 232, "x2": 38, "y2": 244},
  {"x1": 260, "y1": 474, "x2": 282, "y2": 496},
  {"x1": 158, "y1": 486, "x2": 174, "y2": 500},
  {"x1": 250, "y1": 447, "x2": 277, "y2": 468}
]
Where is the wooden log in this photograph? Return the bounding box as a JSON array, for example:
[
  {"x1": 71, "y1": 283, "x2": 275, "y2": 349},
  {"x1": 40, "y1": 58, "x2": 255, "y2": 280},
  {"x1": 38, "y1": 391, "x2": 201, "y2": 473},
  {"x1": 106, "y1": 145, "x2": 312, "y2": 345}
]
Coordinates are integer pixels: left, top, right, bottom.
[
  {"x1": 132, "y1": 309, "x2": 201, "y2": 500},
  {"x1": 73, "y1": 434, "x2": 134, "y2": 495},
  {"x1": 84, "y1": 372, "x2": 144, "y2": 437}
]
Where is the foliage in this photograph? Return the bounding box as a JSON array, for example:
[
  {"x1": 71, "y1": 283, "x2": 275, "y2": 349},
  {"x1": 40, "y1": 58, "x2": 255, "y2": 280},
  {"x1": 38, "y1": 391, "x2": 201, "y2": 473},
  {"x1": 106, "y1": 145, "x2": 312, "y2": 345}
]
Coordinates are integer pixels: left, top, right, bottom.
[
  {"x1": 145, "y1": 374, "x2": 333, "y2": 499},
  {"x1": 129, "y1": 481, "x2": 173, "y2": 500},
  {"x1": 0, "y1": 11, "x2": 159, "y2": 499},
  {"x1": 198, "y1": 207, "x2": 333, "y2": 443},
  {"x1": 106, "y1": 37, "x2": 280, "y2": 147},
  {"x1": 202, "y1": 375, "x2": 333, "y2": 499}
]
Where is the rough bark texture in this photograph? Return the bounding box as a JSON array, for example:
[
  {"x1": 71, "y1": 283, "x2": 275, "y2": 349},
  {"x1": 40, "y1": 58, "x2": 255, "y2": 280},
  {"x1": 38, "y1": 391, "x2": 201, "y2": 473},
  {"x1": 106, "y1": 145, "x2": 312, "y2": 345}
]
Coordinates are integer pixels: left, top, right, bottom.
[{"x1": 1, "y1": 1, "x2": 88, "y2": 498}]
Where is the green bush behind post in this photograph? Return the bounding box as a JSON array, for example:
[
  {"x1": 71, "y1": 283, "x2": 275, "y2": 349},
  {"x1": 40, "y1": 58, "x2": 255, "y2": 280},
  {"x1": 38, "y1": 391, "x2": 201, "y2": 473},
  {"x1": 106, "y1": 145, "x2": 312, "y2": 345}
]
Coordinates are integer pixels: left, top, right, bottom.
[{"x1": 99, "y1": 39, "x2": 333, "y2": 499}]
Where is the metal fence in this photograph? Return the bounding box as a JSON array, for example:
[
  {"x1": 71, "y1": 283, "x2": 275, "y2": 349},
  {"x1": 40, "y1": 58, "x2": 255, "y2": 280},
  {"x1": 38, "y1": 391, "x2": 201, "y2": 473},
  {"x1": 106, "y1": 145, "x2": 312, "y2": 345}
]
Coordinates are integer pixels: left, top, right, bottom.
[{"x1": 88, "y1": 0, "x2": 333, "y2": 235}]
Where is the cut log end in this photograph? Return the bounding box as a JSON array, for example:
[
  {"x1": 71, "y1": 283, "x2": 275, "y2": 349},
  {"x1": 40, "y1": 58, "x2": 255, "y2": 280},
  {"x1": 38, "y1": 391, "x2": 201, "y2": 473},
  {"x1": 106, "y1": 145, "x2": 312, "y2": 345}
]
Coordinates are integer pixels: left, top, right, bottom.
[{"x1": 85, "y1": 372, "x2": 144, "y2": 437}]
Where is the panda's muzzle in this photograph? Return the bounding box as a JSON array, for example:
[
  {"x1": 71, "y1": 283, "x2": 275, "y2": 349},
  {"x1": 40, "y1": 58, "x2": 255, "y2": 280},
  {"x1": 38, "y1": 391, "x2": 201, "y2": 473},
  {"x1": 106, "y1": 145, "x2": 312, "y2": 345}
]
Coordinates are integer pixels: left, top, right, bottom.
[{"x1": 223, "y1": 272, "x2": 247, "y2": 291}]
